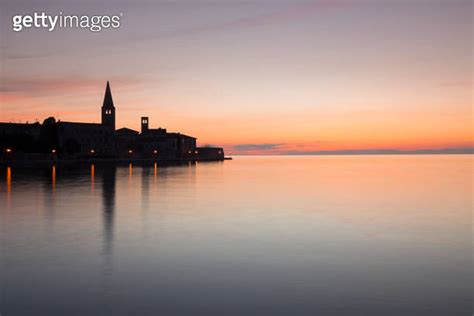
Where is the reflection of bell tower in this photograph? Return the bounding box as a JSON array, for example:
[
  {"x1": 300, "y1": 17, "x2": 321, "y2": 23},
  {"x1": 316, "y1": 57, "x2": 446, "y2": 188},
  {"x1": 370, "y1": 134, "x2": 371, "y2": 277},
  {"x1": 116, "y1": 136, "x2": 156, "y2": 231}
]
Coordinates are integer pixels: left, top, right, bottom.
[
  {"x1": 101, "y1": 81, "x2": 115, "y2": 130},
  {"x1": 101, "y1": 166, "x2": 116, "y2": 260}
]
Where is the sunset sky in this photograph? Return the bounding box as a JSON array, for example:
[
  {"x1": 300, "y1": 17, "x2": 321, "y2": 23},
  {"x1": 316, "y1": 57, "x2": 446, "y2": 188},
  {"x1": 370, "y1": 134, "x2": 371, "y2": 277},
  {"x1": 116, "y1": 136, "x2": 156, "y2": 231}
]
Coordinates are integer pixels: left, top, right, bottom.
[{"x1": 0, "y1": 0, "x2": 472, "y2": 154}]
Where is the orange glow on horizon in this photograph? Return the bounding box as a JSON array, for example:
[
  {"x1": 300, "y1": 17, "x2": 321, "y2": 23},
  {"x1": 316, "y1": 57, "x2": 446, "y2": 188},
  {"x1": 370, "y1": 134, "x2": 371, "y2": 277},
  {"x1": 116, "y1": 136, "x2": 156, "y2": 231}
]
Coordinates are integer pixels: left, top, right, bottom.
[{"x1": 1, "y1": 90, "x2": 472, "y2": 154}]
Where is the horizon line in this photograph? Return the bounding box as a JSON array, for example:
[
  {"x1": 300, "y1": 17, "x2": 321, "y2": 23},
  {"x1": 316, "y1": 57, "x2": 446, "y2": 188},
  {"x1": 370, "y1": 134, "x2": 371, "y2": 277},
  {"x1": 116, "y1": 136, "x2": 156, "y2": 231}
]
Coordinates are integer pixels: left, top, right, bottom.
[{"x1": 229, "y1": 147, "x2": 474, "y2": 156}]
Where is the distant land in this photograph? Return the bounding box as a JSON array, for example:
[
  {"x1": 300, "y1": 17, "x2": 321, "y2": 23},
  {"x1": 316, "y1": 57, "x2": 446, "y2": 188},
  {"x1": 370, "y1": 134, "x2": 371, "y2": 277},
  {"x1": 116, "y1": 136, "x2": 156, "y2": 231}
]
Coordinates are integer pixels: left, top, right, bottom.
[{"x1": 232, "y1": 147, "x2": 474, "y2": 156}]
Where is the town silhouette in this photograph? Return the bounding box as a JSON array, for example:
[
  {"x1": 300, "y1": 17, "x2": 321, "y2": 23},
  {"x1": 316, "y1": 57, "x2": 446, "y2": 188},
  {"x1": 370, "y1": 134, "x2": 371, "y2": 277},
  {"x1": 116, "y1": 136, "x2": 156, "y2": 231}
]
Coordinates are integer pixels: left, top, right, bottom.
[{"x1": 0, "y1": 81, "x2": 225, "y2": 163}]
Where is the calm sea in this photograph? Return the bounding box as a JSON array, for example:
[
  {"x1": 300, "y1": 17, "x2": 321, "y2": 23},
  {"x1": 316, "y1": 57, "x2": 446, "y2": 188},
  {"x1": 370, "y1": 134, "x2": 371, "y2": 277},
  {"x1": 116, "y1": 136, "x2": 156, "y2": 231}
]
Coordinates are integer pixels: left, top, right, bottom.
[{"x1": 0, "y1": 155, "x2": 472, "y2": 315}]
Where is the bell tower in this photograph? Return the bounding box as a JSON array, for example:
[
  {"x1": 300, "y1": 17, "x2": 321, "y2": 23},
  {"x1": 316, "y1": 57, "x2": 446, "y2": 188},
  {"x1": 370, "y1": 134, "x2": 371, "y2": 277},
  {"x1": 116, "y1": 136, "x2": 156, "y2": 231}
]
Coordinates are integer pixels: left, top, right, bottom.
[
  {"x1": 101, "y1": 81, "x2": 116, "y2": 130},
  {"x1": 141, "y1": 117, "x2": 149, "y2": 133}
]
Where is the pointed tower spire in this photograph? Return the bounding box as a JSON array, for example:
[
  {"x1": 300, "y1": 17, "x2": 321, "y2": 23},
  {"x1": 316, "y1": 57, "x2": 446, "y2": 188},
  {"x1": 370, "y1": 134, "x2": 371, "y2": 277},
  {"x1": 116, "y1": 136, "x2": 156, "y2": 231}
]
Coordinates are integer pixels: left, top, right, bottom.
[
  {"x1": 101, "y1": 81, "x2": 116, "y2": 130},
  {"x1": 103, "y1": 81, "x2": 114, "y2": 108}
]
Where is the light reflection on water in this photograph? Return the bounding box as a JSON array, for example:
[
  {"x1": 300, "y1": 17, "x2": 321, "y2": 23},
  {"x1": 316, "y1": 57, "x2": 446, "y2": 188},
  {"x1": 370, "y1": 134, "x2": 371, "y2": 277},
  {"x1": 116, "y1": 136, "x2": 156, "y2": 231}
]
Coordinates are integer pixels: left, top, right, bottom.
[{"x1": 0, "y1": 156, "x2": 472, "y2": 315}]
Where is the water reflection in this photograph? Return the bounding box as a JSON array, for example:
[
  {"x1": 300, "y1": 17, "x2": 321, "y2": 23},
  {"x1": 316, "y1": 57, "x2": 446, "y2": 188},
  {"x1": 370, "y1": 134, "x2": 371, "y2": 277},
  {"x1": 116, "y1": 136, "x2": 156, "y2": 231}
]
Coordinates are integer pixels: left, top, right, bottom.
[
  {"x1": 0, "y1": 157, "x2": 471, "y2": 316},
  {"x1": 42, "y1": 165, "x2": 57, "y2": 221},
  {"x1": 6, "y1": 166, "x2": 11, "y2": 191},
  {"x1": 51, "y1": 165, "x2": 56, "y2": 192},
  {"x1": 128, "y1": 162, "x2": 133, "y2": 187},
  {"x1": 141, "y1": 166, "x2": 150, "y2": 211},
  {"x1": 6, "y1": 166, "x2": 11, "y2": 206},
  {"x1": 101, "y1": 165, "x2": 116, "y2": 260},
  {"x1": 91, "y1": 164, "x2": 95, "y2": 193}
]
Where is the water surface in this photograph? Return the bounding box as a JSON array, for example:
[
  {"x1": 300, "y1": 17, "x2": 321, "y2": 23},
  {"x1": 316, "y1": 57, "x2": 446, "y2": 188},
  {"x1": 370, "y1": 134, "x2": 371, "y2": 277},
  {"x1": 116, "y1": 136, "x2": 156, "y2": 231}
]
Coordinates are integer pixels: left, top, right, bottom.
[{"x1": 1, "y1": 156, "x2": 472, "y2": 315}]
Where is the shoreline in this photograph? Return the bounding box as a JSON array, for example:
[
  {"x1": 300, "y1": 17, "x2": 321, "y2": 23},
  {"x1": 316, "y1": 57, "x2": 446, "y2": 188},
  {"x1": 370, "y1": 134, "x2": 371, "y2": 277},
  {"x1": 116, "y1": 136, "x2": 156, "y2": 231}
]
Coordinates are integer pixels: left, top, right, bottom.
[{"x1": 0, "y1": 157, "x2": 232, "y2": 167}]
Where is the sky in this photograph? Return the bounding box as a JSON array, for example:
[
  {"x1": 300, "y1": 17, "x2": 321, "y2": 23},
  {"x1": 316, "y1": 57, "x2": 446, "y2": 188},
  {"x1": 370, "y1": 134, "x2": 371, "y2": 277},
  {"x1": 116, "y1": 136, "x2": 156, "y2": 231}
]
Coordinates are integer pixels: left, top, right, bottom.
[{"x1": 0, "y1": 0, "x2": 472, "y2": 154}]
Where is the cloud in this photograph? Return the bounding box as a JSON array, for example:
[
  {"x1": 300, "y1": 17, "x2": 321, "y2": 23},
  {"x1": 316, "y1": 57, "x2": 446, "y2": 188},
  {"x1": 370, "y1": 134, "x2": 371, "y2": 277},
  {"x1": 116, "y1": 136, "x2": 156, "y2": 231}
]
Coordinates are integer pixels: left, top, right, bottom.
[
  {"x1": 3, "y1": 51, "x2": 52, "y2": 61},
  {"x1": 0, "y1": 77, "x2": 142, "y2": 95},
  {"x1": 0, "y1": 77, "x2": 144, "y2": 123},
  {"x1": 227, "y1": 143, "x2": 474, "y2": 155},
  {"x1": 139, "y1": 0, "x2": 344, "y2": 41},
  {"x1": 279, "y1": 147, "x2": 474, "y2": 155},
  {"x1": 232, "y1": 143, "x2": 284, "y2": 151},
  {"x1": 189, "y1": 0, "x2": 336, "y2": 30}
]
